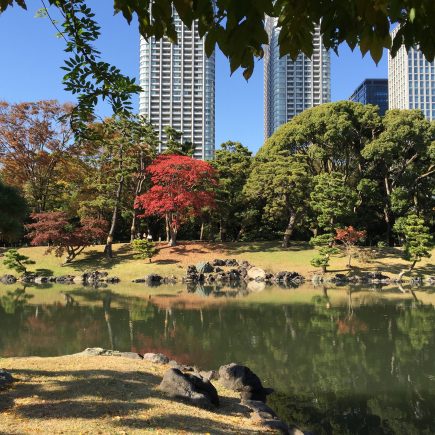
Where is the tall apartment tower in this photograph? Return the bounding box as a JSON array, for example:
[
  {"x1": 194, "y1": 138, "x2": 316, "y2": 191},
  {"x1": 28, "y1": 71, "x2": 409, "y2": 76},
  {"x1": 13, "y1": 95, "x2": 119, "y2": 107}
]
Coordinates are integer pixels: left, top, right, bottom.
[
  {"x1": 264, "y1": 17, "x2": 331, "y2": 139},
  {"x1": 139, "y1": 14, "x2": 215, "y2": 159},
  {"x1": 388, "y1": 27, "x2": 435, "y2": 121}
]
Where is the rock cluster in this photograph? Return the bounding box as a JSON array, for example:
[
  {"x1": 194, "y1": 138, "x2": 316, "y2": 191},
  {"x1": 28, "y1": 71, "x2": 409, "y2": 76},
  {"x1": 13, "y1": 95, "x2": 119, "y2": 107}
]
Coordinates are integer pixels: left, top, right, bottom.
[
  {"x1": 183, "y1": 259, "x2": 304, "y2": 289},
  {"x1": 0, "y1": 272, "x2": 120, "y2": 286},
  {"x1": 74, "y1": 348, "x2": 298, "y2": 433}
]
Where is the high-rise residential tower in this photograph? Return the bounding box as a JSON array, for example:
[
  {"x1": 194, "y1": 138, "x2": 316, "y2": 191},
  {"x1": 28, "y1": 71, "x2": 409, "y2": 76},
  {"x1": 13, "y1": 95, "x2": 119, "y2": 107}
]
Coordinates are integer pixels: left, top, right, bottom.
[
  {"x1": 139, "y1": 14, "x2": 215, "y2": 159},
  {"x1": 349, "y1": 78, "x2": 389, "y2": 115},
  {"x1": 264, "y1": 17, "x2": 331, "y2": 139},
  {"x1": 388, "y1": 27, "x2": 435, "y2": 121}
]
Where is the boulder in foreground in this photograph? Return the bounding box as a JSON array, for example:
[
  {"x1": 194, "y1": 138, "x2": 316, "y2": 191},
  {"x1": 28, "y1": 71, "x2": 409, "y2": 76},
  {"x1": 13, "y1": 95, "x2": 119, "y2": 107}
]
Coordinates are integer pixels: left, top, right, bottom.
[
  {"x1": 219, "y1": 363, "x2": 273, "y2": 402},
  {"x1": 158, "y1": 368, "x2": 219, "y2": 408},
  {"x1": 0, "y1": 369, "x2": 14, "y2": 389}
]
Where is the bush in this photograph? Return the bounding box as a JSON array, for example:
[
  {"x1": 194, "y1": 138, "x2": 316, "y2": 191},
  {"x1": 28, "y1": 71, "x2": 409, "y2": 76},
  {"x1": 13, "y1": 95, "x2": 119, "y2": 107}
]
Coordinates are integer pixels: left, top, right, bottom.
[{"x1": 132, "y1": 239, "x2": 158, "y2": 263}]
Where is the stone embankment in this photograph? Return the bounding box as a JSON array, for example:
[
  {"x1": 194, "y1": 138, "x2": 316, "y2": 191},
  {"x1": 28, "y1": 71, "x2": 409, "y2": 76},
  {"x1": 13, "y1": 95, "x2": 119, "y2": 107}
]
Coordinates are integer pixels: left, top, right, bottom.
[{"x1": 76, "y1": 347, "x2": 302, "y2": 434}]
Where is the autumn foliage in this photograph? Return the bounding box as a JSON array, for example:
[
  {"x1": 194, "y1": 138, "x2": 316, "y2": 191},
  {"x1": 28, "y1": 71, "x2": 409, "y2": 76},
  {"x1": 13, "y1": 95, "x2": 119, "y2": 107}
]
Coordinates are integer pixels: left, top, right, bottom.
[
  {"x1": 335, "y1": 226, "x2": 367, "y2": 267},
  {"x1": 26, "y1": 212, "x2": 108, "y2": 263},
  {"x1": 135, "y1": 154, "x2": 217, "y2": 246}
]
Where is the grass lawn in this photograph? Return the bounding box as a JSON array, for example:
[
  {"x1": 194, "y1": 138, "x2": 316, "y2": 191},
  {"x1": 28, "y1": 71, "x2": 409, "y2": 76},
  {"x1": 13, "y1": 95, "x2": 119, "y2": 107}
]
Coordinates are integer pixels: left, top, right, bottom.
[
  {"x1": 0, "y1": 355, "x2": 266, "y2": 434},
  {"x1": 0, "y1": 241, "x2": 433, "y2": 282}
]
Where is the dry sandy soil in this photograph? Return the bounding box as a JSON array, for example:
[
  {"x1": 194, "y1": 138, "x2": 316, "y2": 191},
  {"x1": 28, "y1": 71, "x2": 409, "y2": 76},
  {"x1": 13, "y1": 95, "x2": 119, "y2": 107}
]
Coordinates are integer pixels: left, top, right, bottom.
[{"x1": 0, "y1": 355, "x2": 271, "y2": 434}]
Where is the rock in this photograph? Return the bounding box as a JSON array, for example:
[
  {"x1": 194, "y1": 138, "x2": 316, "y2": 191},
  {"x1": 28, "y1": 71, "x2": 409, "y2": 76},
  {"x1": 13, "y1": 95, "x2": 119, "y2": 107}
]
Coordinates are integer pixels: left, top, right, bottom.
[
  {"x1": 242, "y1": 399, "x2": 277, "y2": 417},
  {"x1": 215, "y1": 267, "x2": 224, "y2": 273},
  {"x1": 239, "y1": 260, "x2": 251, "y2": 269},
  {"x1": 196, "y1": 262, "x2": 214, "y2": 273},
  {"x1": 106, "y1": 276, "x2": 120, "y2": 283},
  {"x1": 427, "y1": 276, "x2": 435, "y2": 284},
  {"x1": 311, "y1": 274, "x2": 323, "y2": 284},
  {"x1": 144, "y1": 274, "x2": 163, "y2": 284},
  {"x1": 158, "y1": 368, "x2": 219, "y2": 408},
  {"x1": 20, "y1": 273, "x2": 36, "y2": 283},
  {"x1": 0, "y1": 274, "x2": 17, "y2": 284},
  {"x1": 168, "y1": 360, "x2": 194, "y2": 372},
  {"x1": 34, "y1": 276, "x2": 49, "y2": 284},
  {"x1": 143, "y1": 353, "x2": 169, "y2": 364},
  {"x1": 275, "y1": 271, "x2": 304, "y2": 284},
  {"x1": 77, "y1": 348, "x2": 142, "y2": 360},
  {"x1": 247, "y1": 267, "x2": 266, "y2": 281},
  {"x1": 0, "y1": 369, "x2": 14, "y2": 389},
  {"x1": 225, "y1": 259, "x2": 239, "y2": 267},
  {"x1": 212, "y1": 259, "x2": 226, "y2": 266},
  {"x1": 218, "y1": 363, "x2": 273, "y2": 402}
]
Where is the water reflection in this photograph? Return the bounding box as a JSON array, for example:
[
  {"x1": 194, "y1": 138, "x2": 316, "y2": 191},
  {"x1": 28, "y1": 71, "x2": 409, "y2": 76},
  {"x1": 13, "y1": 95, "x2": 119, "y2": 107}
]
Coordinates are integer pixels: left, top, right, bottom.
[{"x1": 0, "y1": 284, "x2": 434, "y2": 433}]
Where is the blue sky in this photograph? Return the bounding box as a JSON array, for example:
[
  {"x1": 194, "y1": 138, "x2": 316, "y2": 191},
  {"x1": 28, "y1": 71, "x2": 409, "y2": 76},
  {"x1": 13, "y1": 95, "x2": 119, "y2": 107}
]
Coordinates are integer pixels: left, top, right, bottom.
[{"x1": 0, "y1": 2, "x2": 387, "y2": 153}]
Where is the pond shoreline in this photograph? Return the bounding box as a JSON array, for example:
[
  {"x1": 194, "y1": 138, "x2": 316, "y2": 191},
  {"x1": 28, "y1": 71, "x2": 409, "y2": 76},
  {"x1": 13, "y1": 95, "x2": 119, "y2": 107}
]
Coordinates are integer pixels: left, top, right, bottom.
[{"x1": 0, "y1": 349, "x2": 300, "y2": 434}]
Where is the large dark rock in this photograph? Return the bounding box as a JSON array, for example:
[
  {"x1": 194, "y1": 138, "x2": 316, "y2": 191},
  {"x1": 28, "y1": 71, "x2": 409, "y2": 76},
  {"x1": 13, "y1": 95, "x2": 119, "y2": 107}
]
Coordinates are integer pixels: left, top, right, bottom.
[
  {"x1": 0, "y1": 274, "x2": 17, "y2": 284},
  {"x1": 144, "y1": 274, "x2": 163, "y2": 284},
  {"x1": 218, "y1": 363, "x2": 273, "y2": 402},
  {"x1": 225, "y1": 259, "x2": 239, "y2": 267},
  {"x1": 158, "y1": 368, "x2": 219, "y2": 408},
  {"x1": 212, "y1": 259, "x2": 226, "y2": 266},
  {"x1": 196, "y1": 262, "x2": 214, "y2": 273},
  {"x1": 0, "y1": 369, "x2": 14, "y2": 389}
]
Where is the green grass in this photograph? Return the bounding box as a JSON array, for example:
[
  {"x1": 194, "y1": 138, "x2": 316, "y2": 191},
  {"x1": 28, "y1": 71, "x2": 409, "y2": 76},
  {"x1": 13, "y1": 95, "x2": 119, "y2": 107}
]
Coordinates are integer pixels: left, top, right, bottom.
[{"x1": 0, "y1": 241, "x2": 434, "y2": 282}]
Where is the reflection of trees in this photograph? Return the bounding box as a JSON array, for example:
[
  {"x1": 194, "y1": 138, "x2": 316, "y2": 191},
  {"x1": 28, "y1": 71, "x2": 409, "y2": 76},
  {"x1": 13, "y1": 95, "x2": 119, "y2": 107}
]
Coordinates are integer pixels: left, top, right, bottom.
[
  {"x1": 0, "y1": 287, "x2": 33, "y2": 314},
  {"x1": 0, "y1": 286, "x2": 434, "y2": 433}
]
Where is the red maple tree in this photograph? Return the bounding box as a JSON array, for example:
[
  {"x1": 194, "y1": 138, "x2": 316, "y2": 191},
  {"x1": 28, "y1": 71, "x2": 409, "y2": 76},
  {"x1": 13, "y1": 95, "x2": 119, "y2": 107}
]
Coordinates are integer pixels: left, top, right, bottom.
[
  {"x1": 335, "y1": 226, "x2": 367, "y2": 267},
  {"x1": 135, "y1": 154, "x2": 217, "y2": 246},
  {"x1": 26, "y1": 212, "x2": 108, "y2": 263}
]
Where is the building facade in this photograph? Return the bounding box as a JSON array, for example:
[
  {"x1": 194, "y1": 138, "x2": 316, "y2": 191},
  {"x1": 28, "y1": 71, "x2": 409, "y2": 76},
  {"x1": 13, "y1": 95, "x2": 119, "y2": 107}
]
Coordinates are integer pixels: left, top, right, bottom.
[
  {"x1": 139, "y1": 15, "x2": 215, "y2": 160},
  {"x1": 264, "y1": 17, "x2": 331, "y2": 139},
  {"x1": 388, "y1": 27, "x2": 435, "y2": 120},
  {"x1": 349, "y1": 79, "x2": 389, "y2": 115}
]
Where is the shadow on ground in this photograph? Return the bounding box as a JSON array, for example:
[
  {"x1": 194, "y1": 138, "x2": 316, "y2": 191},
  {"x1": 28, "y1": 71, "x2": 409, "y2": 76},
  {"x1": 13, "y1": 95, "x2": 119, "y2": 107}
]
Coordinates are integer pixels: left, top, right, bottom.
[{"x1": 0, "y1": 367, "x2": 255, "y2": 434}]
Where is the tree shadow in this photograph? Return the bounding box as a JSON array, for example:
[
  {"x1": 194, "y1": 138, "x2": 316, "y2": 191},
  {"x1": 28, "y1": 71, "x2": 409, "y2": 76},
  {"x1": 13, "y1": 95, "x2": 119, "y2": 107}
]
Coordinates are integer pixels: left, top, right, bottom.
[
  {"x1": 1, "y1": 367, "x2": 256, "y2": 433},
  {"x1": 154, "y1": 259, "x2": 180, "y2": 265},
  {"x1": 223, "y1": 241, "x2": 311, "y2": 254},
  {"x1": 34, "y1": 268, "x2": 54, "y2": 277}
]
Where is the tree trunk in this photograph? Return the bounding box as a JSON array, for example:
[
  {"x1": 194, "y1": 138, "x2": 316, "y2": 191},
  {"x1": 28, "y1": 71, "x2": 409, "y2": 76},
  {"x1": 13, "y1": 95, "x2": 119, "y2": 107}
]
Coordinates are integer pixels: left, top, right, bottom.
[
  {"x1": 168, "y1": 216, "x2": 177, "y2": 246},
  {"x1": 397, "y1": 260, "x2": 417, "y2": 281},
  {"x1": 104, "y1": 176, "x2": 124, "y2": 258},
  {"x1": 130, "y1": 175, "x2": 145, "y2": 243},
  {"x1": 165, "y1": 215, "x2": 170, "y2": 243},
  {"x1": 200, "y1": 222, "x2": 205, "y2": 241},
  {"x1": 219, "y1": 219, "x2": 226, "y2": 242},
  {"x1": 282, "y1": 210, "x2": 297, "y2": 248}
]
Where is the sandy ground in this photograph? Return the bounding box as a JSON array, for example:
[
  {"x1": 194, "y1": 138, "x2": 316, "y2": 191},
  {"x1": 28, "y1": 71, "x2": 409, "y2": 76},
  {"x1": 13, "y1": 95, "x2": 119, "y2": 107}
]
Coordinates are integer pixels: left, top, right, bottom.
[{"x1": 0, "y1": 355, "x2": 270, "y2": 434}]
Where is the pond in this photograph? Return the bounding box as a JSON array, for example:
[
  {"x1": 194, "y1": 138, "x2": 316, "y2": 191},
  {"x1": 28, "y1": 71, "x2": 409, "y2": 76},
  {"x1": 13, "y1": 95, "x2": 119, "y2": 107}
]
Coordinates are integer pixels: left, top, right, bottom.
[{"x1": 1, "y1": 283, "x2": 434, "y2": 434}]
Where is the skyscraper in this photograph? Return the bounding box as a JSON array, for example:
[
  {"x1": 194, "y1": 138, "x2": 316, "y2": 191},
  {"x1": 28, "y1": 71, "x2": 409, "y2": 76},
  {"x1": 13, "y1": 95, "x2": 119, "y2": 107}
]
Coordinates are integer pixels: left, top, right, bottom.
[
  {"x1": 264, "y1": 18, "x2": 331, "y2": 139},
  {"x1": 388, "y1": 27, "x2": 435, "y2": 121},
  {"x1": 139, "y1": 14, "x2": 215, "y2": 159},
  {"x1": 349, "y1": 78, "x2": 389, "y2": 115}
]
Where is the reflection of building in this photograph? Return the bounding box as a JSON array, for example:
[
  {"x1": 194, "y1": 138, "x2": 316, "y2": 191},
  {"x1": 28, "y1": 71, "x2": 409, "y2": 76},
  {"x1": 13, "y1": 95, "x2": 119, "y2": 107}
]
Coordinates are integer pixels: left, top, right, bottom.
[
  {"x1": 349, "y1": 79, "x2": 389, "y2": 115},
  {"x1": 264, "y1": 17, "x2": 331, "y2": 139},
  {"x1": 139, "y1": 13, "x2": 215, "y2": 160},
  {"x1": 388, "y1": 27, "x2": 435, "y2": 121}
]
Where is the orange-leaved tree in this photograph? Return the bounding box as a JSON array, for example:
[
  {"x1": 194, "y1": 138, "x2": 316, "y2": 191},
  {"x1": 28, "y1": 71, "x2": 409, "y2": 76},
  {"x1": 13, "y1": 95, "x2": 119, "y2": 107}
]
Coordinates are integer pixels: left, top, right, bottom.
[{"x1": 135, "y1": 154, "x2": 217, "y2": 246}]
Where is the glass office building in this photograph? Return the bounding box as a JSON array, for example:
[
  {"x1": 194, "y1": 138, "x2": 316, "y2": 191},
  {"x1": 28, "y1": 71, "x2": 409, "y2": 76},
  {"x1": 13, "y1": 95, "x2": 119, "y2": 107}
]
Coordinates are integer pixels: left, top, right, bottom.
[
  {"x1": 264, "y1": 17, "x2": 331, "y2": 139},
  {"x1": 349, "y1": 79, "x2": 389, "y2": 115},
  {"x1": 388, "y1": 27, "x2": 435, "y2": 121},
  {"x1": 139, "y1": 14, "x2": 215, "y2": 159}
]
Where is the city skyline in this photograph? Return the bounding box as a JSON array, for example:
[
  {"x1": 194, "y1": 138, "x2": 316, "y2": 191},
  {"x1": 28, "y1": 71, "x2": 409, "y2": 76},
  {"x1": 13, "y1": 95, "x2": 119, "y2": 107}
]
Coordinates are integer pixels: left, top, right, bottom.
[
  {"x1": 0, "y1": 2, "x2": 389, "y2": 152},
  {"x1": 264, "y1": 19, "x2": 330, "y2": 138}
]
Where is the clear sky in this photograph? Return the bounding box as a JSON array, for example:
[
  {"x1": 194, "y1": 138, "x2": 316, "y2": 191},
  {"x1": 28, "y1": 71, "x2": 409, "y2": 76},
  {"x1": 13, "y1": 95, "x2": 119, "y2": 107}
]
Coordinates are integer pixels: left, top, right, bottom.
[{"x1": 0, "y1": 1, "x2": 387, "y2": 153}]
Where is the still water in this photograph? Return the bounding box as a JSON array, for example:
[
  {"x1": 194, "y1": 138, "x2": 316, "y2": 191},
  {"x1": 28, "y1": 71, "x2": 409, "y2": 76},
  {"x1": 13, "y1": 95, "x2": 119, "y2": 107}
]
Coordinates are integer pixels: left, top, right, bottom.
[{"x1": 1, "y1": 283, "x2": 434, "y2": 434}]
